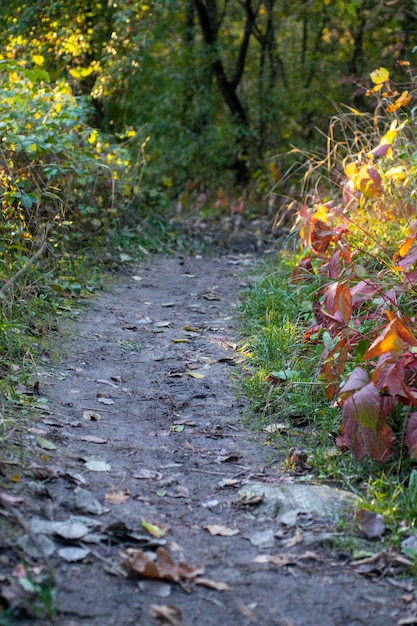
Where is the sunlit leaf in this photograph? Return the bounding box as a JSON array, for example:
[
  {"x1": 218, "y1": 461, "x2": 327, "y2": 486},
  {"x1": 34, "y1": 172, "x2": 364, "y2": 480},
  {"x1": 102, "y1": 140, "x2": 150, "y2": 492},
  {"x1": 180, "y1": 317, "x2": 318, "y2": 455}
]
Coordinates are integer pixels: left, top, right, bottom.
[
  {"x1": 370, "y1": 67, "x2": 389, "y2": 84},
  {"x1": 141, "y1": 518, "x2": 166, "y2": 538},
  {"x1": 364, "y1": 316, "x2": 417, "y2": 359}
]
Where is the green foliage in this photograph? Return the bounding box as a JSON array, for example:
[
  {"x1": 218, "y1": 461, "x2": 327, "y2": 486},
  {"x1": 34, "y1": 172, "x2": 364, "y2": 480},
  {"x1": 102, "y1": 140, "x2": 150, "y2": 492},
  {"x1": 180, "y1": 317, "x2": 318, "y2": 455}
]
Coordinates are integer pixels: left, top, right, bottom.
[{"x1": 2, "y1": 0, "x2": 415, "y2": 204}]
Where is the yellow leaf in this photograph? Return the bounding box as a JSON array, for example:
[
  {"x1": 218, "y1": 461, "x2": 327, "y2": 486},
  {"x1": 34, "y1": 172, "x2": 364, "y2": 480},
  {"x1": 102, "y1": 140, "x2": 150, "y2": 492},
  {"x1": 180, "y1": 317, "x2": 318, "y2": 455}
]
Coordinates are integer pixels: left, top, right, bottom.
[
  {"x1": 172, "y1": 338, "x2": 190, "y2": 343},
  {"x1": 141, "y1": 518, "x2": 166, "y2": 538},
  {"x1": 344, "y1": 105, "x2": 369, "y2": 116},
  {"x1": 385, "y1": 166, "x2": 407, "y2": 183},
  {"x1": 10, "y1": 474, "x2": 21, "y2": 483},
  {"x1": 312, "y1": 205, "x2": 329, "y2": 222},
  {"x1": 380, "y1": 129, "x2": 397, "y2": 145},
  {"x1": 32, "y1": 54, "x2": 45, "y2": 66},
  {"x1": 344, "y1": 162, "x2": 358, "y2": 178},
  {"x1": 370, "y1": 67, "x2": 390, "y2": 85}
]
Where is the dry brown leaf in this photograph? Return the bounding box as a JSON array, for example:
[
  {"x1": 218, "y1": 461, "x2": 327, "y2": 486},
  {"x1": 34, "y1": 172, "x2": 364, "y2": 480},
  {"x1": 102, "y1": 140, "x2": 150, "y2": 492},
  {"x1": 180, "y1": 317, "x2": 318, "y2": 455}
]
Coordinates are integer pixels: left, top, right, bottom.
[
  {"x1": 217, "y1": 478, "x2": 241, "y2": 488},
  {"x1": 122, "y1": 547, "x2": 204, "y2": 582},
  {"x1": 105, "y1": 488, "x2": 130, "y2": 503},
  {"x1": 149, "y1": 604, "x2": 185, "y2": 626},
  {"x1": 283, "y1": 528, "x2": 303, "y2": 549},
  {"x1": 204, "y1": 524, "x2": 240, "y2": 537},
  {"x1": 194, "y1": 577, "x2": 231, "y2": 591}
]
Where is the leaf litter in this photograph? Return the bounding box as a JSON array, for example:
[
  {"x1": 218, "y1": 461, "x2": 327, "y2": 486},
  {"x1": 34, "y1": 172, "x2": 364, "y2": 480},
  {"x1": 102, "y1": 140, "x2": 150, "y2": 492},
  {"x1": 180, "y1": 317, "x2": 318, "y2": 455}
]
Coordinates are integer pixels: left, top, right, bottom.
[{"x1": 1, "y1": 252, "x2": 414, "y2": 625}]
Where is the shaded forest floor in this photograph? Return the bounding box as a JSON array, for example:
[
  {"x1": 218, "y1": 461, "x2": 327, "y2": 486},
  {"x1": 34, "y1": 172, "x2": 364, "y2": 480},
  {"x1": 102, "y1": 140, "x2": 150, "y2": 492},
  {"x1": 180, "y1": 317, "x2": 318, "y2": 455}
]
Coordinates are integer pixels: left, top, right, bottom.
[{"x1": 0, "y1": 231, "x2": 416, "y2": 626}]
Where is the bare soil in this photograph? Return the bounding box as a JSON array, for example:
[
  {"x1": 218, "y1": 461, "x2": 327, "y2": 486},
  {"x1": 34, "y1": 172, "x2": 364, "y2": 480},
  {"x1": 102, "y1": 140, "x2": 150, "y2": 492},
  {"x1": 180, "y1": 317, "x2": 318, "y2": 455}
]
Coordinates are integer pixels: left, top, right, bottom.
[{"x1": 1, "y1": 243, "x2": 416, "y2": 626}]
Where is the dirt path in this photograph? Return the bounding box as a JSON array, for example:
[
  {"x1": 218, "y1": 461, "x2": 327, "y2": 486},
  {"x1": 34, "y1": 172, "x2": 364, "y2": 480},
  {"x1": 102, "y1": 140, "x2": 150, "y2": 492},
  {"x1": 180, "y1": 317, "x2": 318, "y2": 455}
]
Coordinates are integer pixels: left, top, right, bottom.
[{"x1": 1, "y1": 250, "x2": 415, "y2": 626}]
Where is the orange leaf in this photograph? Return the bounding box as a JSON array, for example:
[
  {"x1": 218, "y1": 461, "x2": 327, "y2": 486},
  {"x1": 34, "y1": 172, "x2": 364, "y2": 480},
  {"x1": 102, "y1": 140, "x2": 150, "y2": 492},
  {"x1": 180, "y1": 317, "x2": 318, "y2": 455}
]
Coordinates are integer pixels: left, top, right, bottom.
[{"x1": 364, "y1": 316, "x2": 417, "y2": 359}]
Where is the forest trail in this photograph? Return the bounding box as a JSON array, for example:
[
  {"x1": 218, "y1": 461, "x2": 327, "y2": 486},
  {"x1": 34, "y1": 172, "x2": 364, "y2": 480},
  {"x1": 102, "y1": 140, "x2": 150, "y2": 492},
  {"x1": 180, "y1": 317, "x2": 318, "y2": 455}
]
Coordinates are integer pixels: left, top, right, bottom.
[{"x1": 1, "y1": 249, "x2": 415, "y2": 626}]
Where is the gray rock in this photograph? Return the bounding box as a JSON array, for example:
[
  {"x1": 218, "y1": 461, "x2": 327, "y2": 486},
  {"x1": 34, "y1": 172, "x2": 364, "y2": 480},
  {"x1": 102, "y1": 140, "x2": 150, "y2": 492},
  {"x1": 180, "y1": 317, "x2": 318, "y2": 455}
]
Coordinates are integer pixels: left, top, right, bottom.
[{"x1": 238, "y1": 482, "x2": 357, "y2": 523}]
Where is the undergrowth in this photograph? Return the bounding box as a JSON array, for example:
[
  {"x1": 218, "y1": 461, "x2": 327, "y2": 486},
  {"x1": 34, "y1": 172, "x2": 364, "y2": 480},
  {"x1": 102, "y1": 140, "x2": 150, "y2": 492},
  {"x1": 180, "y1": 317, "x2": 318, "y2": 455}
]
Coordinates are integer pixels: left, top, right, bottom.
[
  {"x1": 0, "y1": 59, "x2": 179, "y2": 430},
  {"x1": 240, "y1": 61, "x2": 417, "y2": 536}
]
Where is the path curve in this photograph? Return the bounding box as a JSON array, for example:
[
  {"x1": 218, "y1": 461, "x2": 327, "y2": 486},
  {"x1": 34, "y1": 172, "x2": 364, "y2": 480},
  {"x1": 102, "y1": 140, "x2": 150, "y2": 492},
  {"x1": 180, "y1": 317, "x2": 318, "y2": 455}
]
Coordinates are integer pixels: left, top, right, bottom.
[{"x1": 1, "y1": 252, "x2": 413, "y2": 626}]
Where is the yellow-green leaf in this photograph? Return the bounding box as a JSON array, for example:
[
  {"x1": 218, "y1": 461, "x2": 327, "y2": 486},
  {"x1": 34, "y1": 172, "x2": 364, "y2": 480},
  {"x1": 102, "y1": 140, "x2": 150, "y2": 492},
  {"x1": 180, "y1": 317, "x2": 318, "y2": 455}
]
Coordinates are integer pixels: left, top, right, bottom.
[
  {"x1": 141, "y1": 518, "x2": 166, "y2": 537},
  {"x1": 185, "y1": 371, "x2": 205, "y2": 379},
  {"x1": 37, "y1": 436, "x2": 57, "y2": 450},
  {"x1": 370, "y1": 67, "x2": 389, "y2": 85}
]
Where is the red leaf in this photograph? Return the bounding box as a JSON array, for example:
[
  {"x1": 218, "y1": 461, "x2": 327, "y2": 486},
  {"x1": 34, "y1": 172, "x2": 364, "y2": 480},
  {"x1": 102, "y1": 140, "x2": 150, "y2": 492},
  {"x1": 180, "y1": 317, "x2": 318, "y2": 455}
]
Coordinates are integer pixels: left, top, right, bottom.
[
  {"x1": 344, "y1": 383, "x2": 380, "y2": 430},
  {"x1": 337, "y1": 409, "x2": 395, "y2": 461},
  {"x1": 372, "y1": 354, "x2": 405, "y2": 395},
  {"x1": 405, "y1": 413, "x2": 417, "y2": 458},
  {"x1": 350, "y1": 281, "x2": 379, "y2": 306},
  {"x1": 339, "y1": 366, "x2": 370, "y2": 398},
  {"x1": 324, "y1": 282, "x2": 352, "y2": 324}
]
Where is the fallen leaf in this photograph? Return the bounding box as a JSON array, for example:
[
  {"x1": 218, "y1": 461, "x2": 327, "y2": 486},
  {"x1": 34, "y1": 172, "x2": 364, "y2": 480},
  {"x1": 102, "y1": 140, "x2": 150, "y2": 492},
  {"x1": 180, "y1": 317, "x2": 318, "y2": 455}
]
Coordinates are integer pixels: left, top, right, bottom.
[
  {"x1": 194, "y1": 577, "x2": 231, "y2": 591},
  {"x1": 172, "y1": 338, "x2": 189, "y2": 343},
  {"x1": 36, "y1": 436, "x2": 57, "y2": 451},
  {"x1": 142, "y1": 518, "x2": 167, "y2": 538},
  {"x1": 217, "y1": 478, "x2": 241, "y2": 488},
  {"x1": 133, "y1": 468, "x2": 163, "y2": 480},
  {"x1": 252, "y1": 551, "x2": 322, "y2": 566},
  {"x1": 105, "y1": 488, "x2": 130, "y2": 503},
  {"x1": 58, "y1": 547, "x2": 89, "y2": 562},
  {"x1": 283, "y1": 528, "x2": 303, "y2": 549},
  {"x1": 216, "y1": 453, "x2": 240, "y2": 463},
  {"x1": 357, "y1": 509, "x2": 385, "y2": 539},
  {"x1": 198, "y1": 291, "x2": 220, "y2": 301},
  {"x1": 23, "y1": 464, "x2": 59, "y2": 480},
  {"x1": 74, "y1": 487, "x2": 105, "y2": 515},
  {"x1": 97, "y1": 397, "x2": 114, "y2": 405},
  {"x1": 184, "y1": 325, "x2": 202, "y2": 333},
  {"x1": 155, "y1": 321, "x2": 171, "y2": 328},
  {"x1": 237, "y1": 492, "x2": 265, "y2": 506},
  {"x1": 84, "y1": 458, "x2": 111, "y2": 472},
  {"x1": 122, "y1": 546, "x2": 204, "y2": 582},
  {"x1": 83, "y1": 410, "x2": 102, "y2": 421},
  {"x1": 150, "y1": 604, "x2": 185, "y2": 626},
  {"x1": 263, "y1": 422, "x2": 288, "y2": 433},
  {"x1": 161, "y1": 302, "x2": 175, "y2": 307},
  {"x1": 138, "y1": 580, "x2": 172, "y2": 597},
  {"x1": 204, "y1": 525, "x2": 240, "y2": 537},
  {"x1": 185, "y1": 371, "x2": 205, "y2": 379},
  {"x1": 80, "y1": 435, "x2": 107, "y2": 444},
  {"x1": 170, "y1": 424, "x2": 184, "y2": 433},
  {"x1": 0, "y1": 491, "x2": 25, "y2": 505}
]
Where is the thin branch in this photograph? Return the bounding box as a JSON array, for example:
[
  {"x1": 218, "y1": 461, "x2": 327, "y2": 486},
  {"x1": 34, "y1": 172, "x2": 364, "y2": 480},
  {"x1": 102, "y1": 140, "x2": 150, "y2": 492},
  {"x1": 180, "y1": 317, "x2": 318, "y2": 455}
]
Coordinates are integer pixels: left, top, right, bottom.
[{"x1": 0, "y1": 237, "x2": 48, "y2": 298}]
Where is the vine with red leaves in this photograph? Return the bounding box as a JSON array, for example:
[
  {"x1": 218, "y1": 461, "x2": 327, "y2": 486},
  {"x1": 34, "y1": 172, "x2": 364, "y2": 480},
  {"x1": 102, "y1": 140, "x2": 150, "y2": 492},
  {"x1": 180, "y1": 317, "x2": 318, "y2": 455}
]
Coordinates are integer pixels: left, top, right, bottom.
[{"x1": 294, "y1": 64, "x2": 417, "y2": 461}]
